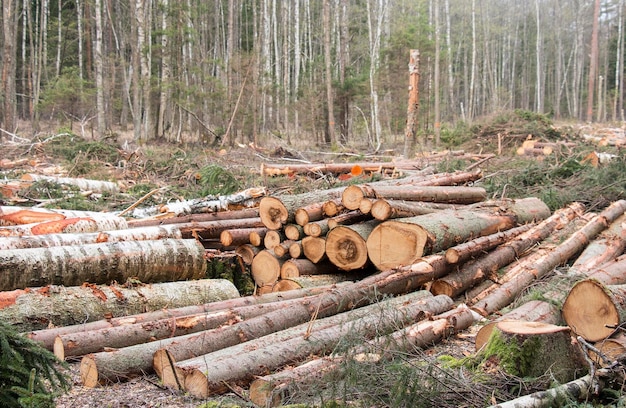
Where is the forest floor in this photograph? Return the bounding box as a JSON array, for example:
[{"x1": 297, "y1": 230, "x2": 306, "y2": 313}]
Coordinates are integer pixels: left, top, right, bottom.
[{"x1": 3, "y1": 111, "x2": 626, "y2": 407}]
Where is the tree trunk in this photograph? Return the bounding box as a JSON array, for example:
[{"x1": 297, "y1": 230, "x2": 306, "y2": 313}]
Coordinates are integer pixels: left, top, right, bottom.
[
  {"x1": 583, "y1": 254, "x2": 626, "y2": 285},
  {"x1": 261, "y1": 162, "x2": 420, "y2": 177},
  {"x1": 326, "y1": 220, "x2": 380, "y2": 270},
  {"x1": 235, "y1": 244, "x2": 261, "y2": 265},
  {"x1": 303, "y1": 219, "x2": 330, "y2": 237},
  {"x1": 326, "y1": 210, "x2": 372, "y2": 230},
  {"x1": 323, "y1": 199, "x2": 345, "y2": 217},
  {"x1": 273, "y1": 240, "x2": 296, "y2": 258},
  {"x1": 491, "y1": 374, "x2": 595, "y2": 408},
  {"x1": 175, "y1": 218, "x2": 265, "y2": 240},
  {"x1": 474, "y1": 300, "x2": 561, "y2": 351},
  {"x1": 366, "y1": 197, "x2": 550, "y2": 271},
  {"x1": 263, "y1": 230, "x2": 286, "y2": 250},
  {"x1": 259, "y1": 189, "x2": 344, "y2": 230},
  {"x1": 1, "y1": 0, "x2": 17, "y2": 135},
  {"x1": 592, "y1": 332, "x2": 626, "y2": 366},
  {"x1": 431, "y1": 203, "x2": 583, "y2": 297},
  {"x1": 2, "y1": 278, "x2": 238, "y2": 334},
  {"x1": 173, "y1": 295, "x2": 454, "y2": 397},
  {"x1": 562, "y1": 280, "x2": 626, "y2": 342},
  {"x1": 322, "y1": 0, "x2": 336, "y2": 145},
  {"x1": 0, "y1": 238, "x2": 207, "y2": 291},
  {"x1": 478, "y1": 321, "x2": 586, "y2": 383},
  {"x1": 295, "y1": 201, "x2": 329, "y2": 226}
]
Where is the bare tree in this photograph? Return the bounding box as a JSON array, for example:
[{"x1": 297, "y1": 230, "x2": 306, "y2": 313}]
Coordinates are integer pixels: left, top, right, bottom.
[
  {"x1": 94, "y1": 0, "x2": 106, "y2": 137},
  {"x1": 587, "y1": 0, "x2": 601, "y2": 122},
  {"x1": 1, "y1": 0, "x2": 18, "y2": 135},
  {"x1": 323, "y1": 0, "x2": 336, "y2": 145}
]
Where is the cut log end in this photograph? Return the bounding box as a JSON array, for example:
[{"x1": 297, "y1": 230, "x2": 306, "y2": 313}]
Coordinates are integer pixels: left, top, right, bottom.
[
  {"x1": 259, "y1": 197, "x2": 288, "y2": 230},
  {"x1": 249, "y1": 378, "x2": 282, "y2": 407},
  {"x1": 325, "y1": 227, "x2": 369, "y2": 270},
  {"x1": 80, "y1": 356, "x2": 99, "y2": 388},
  {"x1": 366, "y1": 222, "x2": 427, "y2": 270},
  {"x1": 53, "y1": 336, "x2": 66, "y2": 361},
  {"x1": 153, "y1": 349, "x2": 185, "y2": 390},
  {"x1": 341, "y1": 185, "x2": 364, "y2": 210},
  {"x1": 184, "y1": 369, "x2": 211, "y2": 398},
  {"x1": 562, "y1": 280, "x2": 619, "y2": 342}
]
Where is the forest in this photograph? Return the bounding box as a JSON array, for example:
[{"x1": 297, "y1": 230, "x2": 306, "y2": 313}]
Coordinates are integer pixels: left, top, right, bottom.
[{"x1": 0, "y1": 0, "x2": 622, "y2": 151}]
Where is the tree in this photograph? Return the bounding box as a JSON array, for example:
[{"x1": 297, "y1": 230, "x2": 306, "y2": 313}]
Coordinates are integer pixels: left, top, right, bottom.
[{"x1": 1, "y1": 0, "x2": 18, "y2": 136}]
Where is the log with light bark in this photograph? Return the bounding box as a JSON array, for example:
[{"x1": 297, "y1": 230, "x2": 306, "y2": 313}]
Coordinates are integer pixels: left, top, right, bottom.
[
  {"x1": 342, "y1": 185, "x2": 487, "y2": 211},
  {"x1": 30, "y1": 282, "x2": 345, "y2": 351},
  {"x1": 248, "y1": 229, "x2": 266, "y2": 246},
  {"x1": 431, "y1": 203, "x2": 584, "y2": 297},
  {"x1": 279, "y1": 259, "x2": 337, "y2": 279},
  {"x1": 582, "y1": 254, "x2": 626, "y2": 285},
  {"x1": 20, "y1": 173, "x2": 122, "y2": 193},
  {"x1": 0, "y1": 215, "x2": 128, "y2": 236},
  {"x1": 168, "y1": 294, "x2": 454, "y2": 397},
  {"x1": 474, "y1": 300, "x2": 561, "y2": 351},
  {"x1": 0, "y1": 224, "x2": 183, "y2": 250},
  {"x1": 259, "y1": 189, "x2": 344, "y2": 230},
  {"x1": 370, "y1": 199, "x2": 459, "y2": 220},
  {"x1": 471, "y1": 199, "x2": 626, "y2": 317},
  {"x1": 326, "y1": 220, "x2": 380, "y2": 270},
  {"x1": 272, "y1": 274, "x2": 355, "y2": 292},
  {"x1": 569, "y1": 213, "x2": 626, "y2": 275},
  {"x1": 125, "y1": 207, "x2": 259, "y2": 228},
  {"x1": 248, "y1": 304, "x2": 477, "y2": 407},
  {"x1": 260, "y1": 161, "x2": 427, "y2": 177},
  {"x1": 219, "y1": 227, "x2": 267, "y2": 247},
  {"x1": 0, "y1": 238, "x2": 207, "y2": 291},
  {"x1": 235, "y1": 244, "x2": 260, "y2": 265},
  {"x1": 251, "y1": 249, "x2": 289, "y2": 287},
  {"x1": 284, "y1": 224, "x2": 305, "y2": 241},
  {"x1": 477, "y1": 321, "x2": 587, "y2": 383},
  {"x1": 301, "y1": 236, "x2": 327, "y2": 263},
  {"x1": 562, "y1": 280, "x2": 626, "y2": 342},
  {"x1": 366, "y1": 197, "x2": 551, "y2": 271},
  {"x1": 1, "y1": 278, "x2": 238, "y2": 334},
  {"x1": 175, "y1": 217, "x2": 265, "y2": 240}
]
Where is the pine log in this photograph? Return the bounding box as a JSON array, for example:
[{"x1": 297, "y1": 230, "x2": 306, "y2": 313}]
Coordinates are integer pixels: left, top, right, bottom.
[
  {"x1": 251, "y1": 249, "x2": 288, "y2": 287},
  {"x1": 280, "y1": 259, "x2": 337, "y2": 279},
  {"x1": 172, "y1": 295, "x2": 454, "y2": 397},
  {"x1": 431, "y1": 203, "x2": 583, "y2": 297},
  {"x1": 126, "y1": 208, "x2": 259, "y2": 228},
  {"x1": 288, "y1": 241, "x2": 303, "y2": 258},
  {"x1": 326, "y1": 210, "x2": 372, "y2": 229},
  {"x1": 219, "y1": 227, "x2": 267, "y2": 247},
  {"x1": 153, "y1": 290, "x2": 436, "y2": 389},
  {"x1": 273, "y1": 240, "x2": 296, "y2": 258},
  {"x1": 30, "y1": 283, "x2": 344, "y2": 351},
  {"x1": 326, "y1": 220, "x2": 380, "y2": 270},
  {"x1": 562, "y1": 280, "x2": 626, "y2": 342},
  {"x1": 303, "y1": 219, "x2": 330, "y2": 237},
  {"x1": 263, "y1": 230, "x2": 285, "y2": 249},
  {"x1": 301, "y1": 236, "x2": 327, "y2": 263},
  {"x1": 295, "y1": 201, "x2": 328, "y2": 226},
  {"x1": 474, "y1": 300, "x2": 561, "y2": 351},
  {"x1": 471, "y1": 199, "x2": 626, "y2": 317},
  {"x1": 248, "y1": 304, "x2": 476, "y2": 407},
  {"x1": 0, "y1": 216, "x2": 128, "y2": 236},
  {"x1": 259, "y1": 189, "x2": 344, "y2": 230},
  {"x1": 272, "y1": 275, "x2": 355, "y2": 292},
  {"x1": 0, "y1": 238, "x2": 207, "y2": 291},
  {"x1": 235, "y1": 244, "x2": 260, "y2": 265},
  {"x1": 366, "y1": 197, "x2": 551, "y2": 271},
  {"x1": 370, "y1": 199, "x2": 459, "y2": 221},
  {"x1": 322, "y1": 200, "x2": 344, "y2": 217},
  {"x1": 478, "y1": 321, "x2": 586, "y2": 383},
  {"x1": 20, "y1": 173, "x2": 121, "y2": 193},
  {"x1": 3, "y1": 279, "x2": 238, "y2": 334},
  {"x1": 0, "y1": 224, "x2": 183, "y2": 250},
  {"x1": 248, "y1": 229, "x2": 266, "y2": 246},
  {"x1": 569, "y1": 213, "x2": 626, "y2": 275},
  {"x1": 284, "y1": 224, "x2": 305, "y2": 240},
  {"x1": 175, "y1": 217, "x2": 265, "y2": 240}
]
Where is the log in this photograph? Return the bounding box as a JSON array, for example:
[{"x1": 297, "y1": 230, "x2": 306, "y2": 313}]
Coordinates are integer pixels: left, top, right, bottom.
[
  {"x1": 288, "y1": 241, "x2": 303, "y2": 258},
  {"x1": 260, "y1": 161, "x2": 423, "y2": 177},
  {"x1": 219, "y1": 227, "x2": 267, "y2": 247},
  {"x1": 322, "y1": 199, "x2": 344, "y2": 217},
  {"x1": 0, "y1": 216, "x2": 128, "y2": 236},
  {"x1": 591, "y1": 332, "x2": 626, "y2": 365},
  {"x1": 325, "y1": 220, "x2": 380, "y2": 270},
  {"x1": 474, "y1": 300, "x2": 561, "y2": 351},
  {"x1": 171, "y1": 294, "x2": 454, "y2": 397},
  {"x1": 279, "y1": 258, "x2": 337, "y2": 279},
  {"x1": 248, "y1": 304, "x2": 477, "y2": 407},
  {"x1": 342, "y1": 185, "x2": 487, "y2": 211},
  {"x1": 263, "y1": 230, "x2": 286, "y2": 249},
  {"x1": 235, "y1": 244, "x2": 260, "y2": 265},
  {"x1": 2, "y1": 279, "x2": 238, "y2": 334},
  {"x1": 366, "y1": 197, "x2": 551, "y2": 270},
  {"x1": 562, "y1": 280, "x2": 626, "y2": 342},
  {"x1": 301, "y1": 236, "x2": 327, "y2": 263},
  {"x1": 326, "y1": 210, "x2": 372, "y2": 229},
  {"x1": 295, "y1": 201, "x2": 328, "y2": 226},
  {"x1": 0, "y1": 238, "x2": 208, "y2": 291},
  {"x1": 251, "y1": 249, "x2": 288, "y2": 287},
  {"x1": 0, "y1": 224, "x2": 183, "y2": 250},
  {"x1": 471, "y1": 199, "x2": 626, "y2": 317},
  {"x1": 126, "y1": 207, "x2": 259, "y2": 228},
  {"x1": 248, "y1": 229, "x2": 267, "y2": 246},
  {"x1": 358, "y1": 198, "x2": 373, "y2": 214},
  {"x1": 273, "y1": 240, "x2": 296, "y2": 258},
  {"x1": 175, "y1": 217, "x2": 265, "y2": 240},
  {"x1": 370, "y1": 199, "x2": 459, "y2": 221},
  {"x1": 272, "y1": 275, "x2": 354, "y2": 292},
  {"x1": 283, "y1": 224, "x2": 305, "y2": 241},
  {"x1": 20, "y1": 173, "x2": 121, "y2": 193},
  {"x1": 478, "y1": 321, "x2": 587, "y2": 383},
  {"x1": 259, "y1": 189, "x2": 344, "y2": 230},
  {"x1": 431, "y1": 203, "x2": 583, "y2": 297},
  {"x1": 583, "y1": 254, "x2": 626, "y2": 285},
  {"x1": 303, "y1": 219, "x2": 330, "y2": 237},
  {"x1": 569, "y1": 213, "x2": 626, "y2": 275}
]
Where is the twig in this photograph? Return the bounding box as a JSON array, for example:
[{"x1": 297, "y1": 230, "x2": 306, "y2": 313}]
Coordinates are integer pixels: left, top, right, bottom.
[
  {"x1": 304, "y1": 296, "x2": 324, "y2": 340},
  {"x1": 118, "y1": 187, "x2": 167, "y2": 217},
  {"x1": 465, "y1": 154, "x2": 495, "y2": 171}
]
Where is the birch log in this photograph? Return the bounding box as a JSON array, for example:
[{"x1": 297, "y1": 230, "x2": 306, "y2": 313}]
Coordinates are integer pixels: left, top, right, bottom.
[
  {"x1": 0, "y1": 216, "x2": 128, "y2": 236},
  {"x1": 0, "y1": 238, "x2": 207, "y2": 291},
  {"x1": 20, "y1": 173, "x2": 121, "y2": 193}
]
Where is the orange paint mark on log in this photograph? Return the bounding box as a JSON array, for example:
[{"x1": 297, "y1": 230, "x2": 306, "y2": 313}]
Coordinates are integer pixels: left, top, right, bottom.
[
  {"x1": 109, "y1": 286, "x2": 125, "y2": 301},
  {"x1": 0, "y1": 289, "x2": 28, "y2": 309},
  {"x1": 31, "y1": 217, "x2": 96, "y2": 235},
  {"x1": 1, "y1": 210, "x2": 65, "y2": 225},
  {"x1": 83, "y1": 283, "x2": 108, "y2": 302}
]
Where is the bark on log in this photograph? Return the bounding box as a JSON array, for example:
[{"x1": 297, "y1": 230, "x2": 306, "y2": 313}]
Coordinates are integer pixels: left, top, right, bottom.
[
  {"x1": 0, "y1": 224, "x2": 183, "y2": 250},
  {"x1": 280, "y1": 258, "x2": 337, "y2": 279},
  {"x1": 295, "y1": 201, "x2": 328, "y2": 226},
  {"x1": 260, "y1": 161, "x2": 424, "y2": 177},
  {"x1": 431, "y1": 203, "x2": 583, "y2": 297},
  {"x1": 235, "y1": 244, "x2": 260, "y2": 265},
  {"x1": 326, "y1": 220, "x2": 380, "y2": 270},
  {"x1": 259, "y1": 189, "x2": 344, "y2": 230},
  {"x1": 366, "y1": 197, "x2": 551, "y2": 270},
  {"x1": 303, "y1": 219, "x2": 330, "y2": 237},
  {"x1": 583, "y1": 254, "x2": 626, "y2": 285},
  {"x1": 126, "y1": 208, "x2": 259, "y2": 228},
  {"x1": 175, "y1": 217, "x2": 265, "y2": 240},
  {"x1": 20, "y1": 173, "x2": 121, "y2": 193},
  {"x1": 220, "y1": 227, "x2": 267, "y2": 247},
  {"x1": 569, "y1": 213, "x2": 626, "y2": 275},
  {"x1": 248, "y1": 304, "x2": 476, "y2": 407},
  {"x1": 172, "y1": 295, "x2": 454, "y2": 397},
  {"x1": 562, "y1": 280, "x2": 626, "y2": 342},
  {"x1": 284, "y1": 224, "x2": 305, "y2": 241},
  {"x1": 479, "y1": 321, "x2": 587, "y2": 382},
  {"x1": 370, "y1": 199, "x2": 459, "y2": 221},
  {"x1": 272, "y1": 274, "x2": 355, "y2": 292},
  {"x1": 0, "y1": 238, "x2": 207, "y2": 291},
  {"x1": 301, "y1": 236, "x2": 327, "y2": 263},
  {"x1": 474, "y1": 300, "x2": 561, "y2": 351},
  {"x1": 3, "y1": 279, "x2": 238, "y2": 334},
  {"x1": 326, "y1": 210, "x2": 372, "y2": 230},
  {"x1": 0, "y1": 216, "x2": 128, "y2": 236},
  {"x1": 251, "y1": 249, "x2": 288, "y2": 287},
  {"x1": 471, "y1": 200, "x2": 626, "y2": 317}
]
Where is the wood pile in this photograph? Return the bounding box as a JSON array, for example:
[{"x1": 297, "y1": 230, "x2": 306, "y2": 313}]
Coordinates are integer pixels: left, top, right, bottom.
[{"x1": 3, "y1": 163, "x2": 626, "y2": 406}]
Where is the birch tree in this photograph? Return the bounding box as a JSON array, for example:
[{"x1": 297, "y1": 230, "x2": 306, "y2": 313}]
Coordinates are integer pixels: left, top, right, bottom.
[{"x1": 1, "y1": 0, "x2": 18, "y2": 135}]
